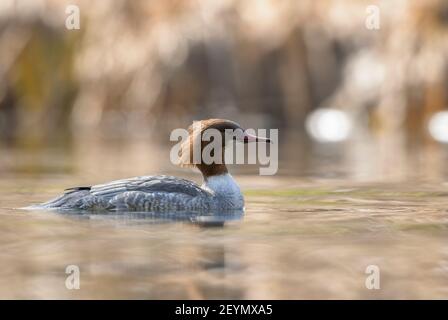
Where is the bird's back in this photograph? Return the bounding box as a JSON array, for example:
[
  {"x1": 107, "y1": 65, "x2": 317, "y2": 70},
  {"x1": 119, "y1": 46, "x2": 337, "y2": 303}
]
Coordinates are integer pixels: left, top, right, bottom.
[{"x1": 31, "y1": 175, "x2": 213, "y2": 212}]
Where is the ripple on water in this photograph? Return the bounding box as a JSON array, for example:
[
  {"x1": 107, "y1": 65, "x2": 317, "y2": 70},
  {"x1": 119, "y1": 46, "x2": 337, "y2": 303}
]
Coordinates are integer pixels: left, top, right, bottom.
[{"x1": 0, "y1": 179, "x2": 447, "y2": 299}]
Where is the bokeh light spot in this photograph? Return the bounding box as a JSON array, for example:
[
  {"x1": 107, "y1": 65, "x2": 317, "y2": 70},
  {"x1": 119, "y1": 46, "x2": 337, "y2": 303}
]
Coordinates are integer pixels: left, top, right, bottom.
[
  {"x1": 428, "y1": 111, "x2": 448, "y2": 143},
  {"x1": 305, "y1": 108, "x2": 352, "y2": 143}
]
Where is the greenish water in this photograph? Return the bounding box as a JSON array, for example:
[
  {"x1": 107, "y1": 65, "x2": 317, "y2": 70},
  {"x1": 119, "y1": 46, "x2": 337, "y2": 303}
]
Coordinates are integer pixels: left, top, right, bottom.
[{"x1": 1, "y1": 174, "x2": 448, "y2": 299}]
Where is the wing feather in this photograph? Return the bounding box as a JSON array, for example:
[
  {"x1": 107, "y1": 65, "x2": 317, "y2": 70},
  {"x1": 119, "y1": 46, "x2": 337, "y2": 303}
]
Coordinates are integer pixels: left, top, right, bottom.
[{"x1": 89, "y1": 175, "x2": 208, "y2": 200}]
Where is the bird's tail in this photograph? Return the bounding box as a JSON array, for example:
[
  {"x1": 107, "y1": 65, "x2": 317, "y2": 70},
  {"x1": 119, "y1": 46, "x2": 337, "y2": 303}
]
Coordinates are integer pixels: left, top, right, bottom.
[{"x1": 21, "y1": 189, "x2": 91, "y2": 210}]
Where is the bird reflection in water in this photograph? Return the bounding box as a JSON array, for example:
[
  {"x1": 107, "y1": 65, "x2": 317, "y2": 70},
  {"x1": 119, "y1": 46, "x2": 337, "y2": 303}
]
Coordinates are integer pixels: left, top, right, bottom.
[
  {"x1": 43, "y1": 208, "x2": 246, "y2": 299},
  {"x1": 55, "y1": 209, "x2": 245, "y2": 228}
]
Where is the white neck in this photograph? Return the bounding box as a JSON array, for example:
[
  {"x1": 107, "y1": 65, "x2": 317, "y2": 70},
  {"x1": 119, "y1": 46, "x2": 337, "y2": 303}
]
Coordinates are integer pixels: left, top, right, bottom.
[{"x1": 202, "y1": 173, "x2": 244, "y2": 209}]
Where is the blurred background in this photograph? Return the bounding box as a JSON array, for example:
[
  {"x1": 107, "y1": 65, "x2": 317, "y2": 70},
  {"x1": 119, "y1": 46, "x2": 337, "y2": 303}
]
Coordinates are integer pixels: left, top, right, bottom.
[
  {"x1": 1, "y1": 0, "x2": 448, "y2": 182},
  {"x1": 2, "y1": 0, "x2": 448, "y2": 300}
]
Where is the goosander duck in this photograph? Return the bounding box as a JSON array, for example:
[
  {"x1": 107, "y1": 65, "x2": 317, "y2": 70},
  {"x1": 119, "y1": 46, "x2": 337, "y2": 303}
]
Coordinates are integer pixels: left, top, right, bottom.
[{"x1": 29, "y1": 119, "x2": 271, "y2": 212}]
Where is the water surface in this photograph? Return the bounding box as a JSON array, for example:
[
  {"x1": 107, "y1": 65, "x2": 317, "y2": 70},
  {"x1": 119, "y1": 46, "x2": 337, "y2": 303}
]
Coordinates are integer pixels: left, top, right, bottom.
[
  {"x1": 1, "y1": 144, "x2": 448, "y2": 299},
  {"x1": 1, "y1": 174, "x2": 448, "y2": 299}
]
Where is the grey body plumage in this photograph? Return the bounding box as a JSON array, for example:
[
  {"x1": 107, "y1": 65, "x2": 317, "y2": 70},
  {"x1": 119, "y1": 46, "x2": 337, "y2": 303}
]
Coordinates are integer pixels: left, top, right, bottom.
[{"x1": 32, "y1": 174, "x2": 244, "y2": 212}]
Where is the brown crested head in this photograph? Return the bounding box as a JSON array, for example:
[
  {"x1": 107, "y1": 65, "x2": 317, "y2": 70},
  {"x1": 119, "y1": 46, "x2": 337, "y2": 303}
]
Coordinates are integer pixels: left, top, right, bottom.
[
  {"x1": 178, "y1": 119, "x2": 240, "y2": 178},
  {"x1": 177, "y1": 118, "x2": 272, "y2": 179}
]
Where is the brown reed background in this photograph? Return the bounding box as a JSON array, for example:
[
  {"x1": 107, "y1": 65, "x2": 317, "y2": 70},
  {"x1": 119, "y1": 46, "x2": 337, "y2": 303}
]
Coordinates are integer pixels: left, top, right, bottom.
[{"x1": 0, "y1": 0, "x2": 447, "y2": 180}]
